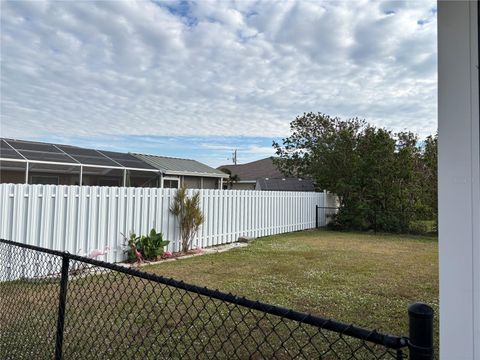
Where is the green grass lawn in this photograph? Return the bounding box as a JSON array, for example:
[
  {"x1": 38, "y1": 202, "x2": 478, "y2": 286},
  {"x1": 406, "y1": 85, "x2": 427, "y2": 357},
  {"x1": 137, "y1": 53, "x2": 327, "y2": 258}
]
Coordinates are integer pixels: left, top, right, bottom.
[{"x1": 145, "y1": 230, "x2": 439, "y2": 340}]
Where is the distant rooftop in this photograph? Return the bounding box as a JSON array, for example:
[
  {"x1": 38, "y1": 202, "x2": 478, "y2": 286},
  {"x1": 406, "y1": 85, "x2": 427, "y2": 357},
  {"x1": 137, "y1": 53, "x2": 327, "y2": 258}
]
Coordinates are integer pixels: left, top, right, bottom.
[
  {"x1": 132, "y1": 153, "x2": 228, "y2": 178},
  {"x1": 256, "y1": 178, "x2": 315, "y2": 192},
  {"x1": 218, "y1": 157, "x2": 284, "y2": 181},
  {"x1": 219, "y1": 157, "x2": 316, "y2": 191}
]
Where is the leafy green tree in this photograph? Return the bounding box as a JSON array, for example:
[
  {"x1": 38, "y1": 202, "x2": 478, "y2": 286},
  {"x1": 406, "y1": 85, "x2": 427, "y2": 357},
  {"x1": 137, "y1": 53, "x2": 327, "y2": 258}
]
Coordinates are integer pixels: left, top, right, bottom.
[
  {"x1": 419, "y1": 133, "x2": 438, "y2": 221},
  {"x1": 273, "y1": 112, "x2": 437, "y2": 233}
]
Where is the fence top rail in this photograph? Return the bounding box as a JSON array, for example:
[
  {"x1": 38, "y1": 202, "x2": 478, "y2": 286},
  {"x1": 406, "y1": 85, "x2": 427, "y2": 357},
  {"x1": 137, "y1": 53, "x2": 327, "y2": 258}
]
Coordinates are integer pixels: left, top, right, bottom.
[
  {"x1": 0, "y1": 238, "x2": 407, "y2": 350},
  {"x1": 1, "y1": 182, "x2": 324, "y2": 195}
]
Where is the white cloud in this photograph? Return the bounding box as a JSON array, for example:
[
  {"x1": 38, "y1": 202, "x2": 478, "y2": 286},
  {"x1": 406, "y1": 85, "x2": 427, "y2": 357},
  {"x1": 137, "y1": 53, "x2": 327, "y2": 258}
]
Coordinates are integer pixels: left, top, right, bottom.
[{"x1": 0, "y1": 0, "x2": 437, "y2": 143}]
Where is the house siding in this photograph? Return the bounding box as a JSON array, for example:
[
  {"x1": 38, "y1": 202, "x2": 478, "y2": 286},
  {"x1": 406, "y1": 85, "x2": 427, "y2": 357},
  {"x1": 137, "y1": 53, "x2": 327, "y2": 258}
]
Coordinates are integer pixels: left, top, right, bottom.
[
  {"x1": 201, "y1": 177, "x2": 218, "y2": 189},
  {"x1": 0, "y1": 170, "x2": 25, "y2": 184}
]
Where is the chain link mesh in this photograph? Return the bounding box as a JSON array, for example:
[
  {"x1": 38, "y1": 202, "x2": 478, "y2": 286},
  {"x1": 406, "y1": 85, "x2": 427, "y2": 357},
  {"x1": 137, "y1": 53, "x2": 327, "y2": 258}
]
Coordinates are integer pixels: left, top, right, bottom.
[{"x1": 1, "y1": 240, "x2": 408, "y2": 359}]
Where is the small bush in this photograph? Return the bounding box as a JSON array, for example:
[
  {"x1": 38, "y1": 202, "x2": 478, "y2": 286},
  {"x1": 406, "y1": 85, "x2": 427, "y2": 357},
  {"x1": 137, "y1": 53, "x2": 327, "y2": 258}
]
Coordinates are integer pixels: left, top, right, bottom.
[
  {"x1": 124, "y1": 229, "x2": 170, "y2": 262},
  {"x1": 409, "y1": 220, "x2": 436, "y2": 235}
]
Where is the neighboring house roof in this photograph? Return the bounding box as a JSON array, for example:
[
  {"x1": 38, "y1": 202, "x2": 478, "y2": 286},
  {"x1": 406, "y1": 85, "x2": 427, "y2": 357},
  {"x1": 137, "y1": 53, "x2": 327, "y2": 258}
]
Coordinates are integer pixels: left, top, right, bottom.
[
  {"x1": 132, "y1": 153, "x2": 228, "y2": 178},
  {"x1": 256, "y1": 178, "x2": 315, "y2": 192},
  {"x1": 218, "y1": 157, "x2": 284, "y2": 181},
  {"x1": 219, "y1": 157, "x2": 316, "y2": 191}
]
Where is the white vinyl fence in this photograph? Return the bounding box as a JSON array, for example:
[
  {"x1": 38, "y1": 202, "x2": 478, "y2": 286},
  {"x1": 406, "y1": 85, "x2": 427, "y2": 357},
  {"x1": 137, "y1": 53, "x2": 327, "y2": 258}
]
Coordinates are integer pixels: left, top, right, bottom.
[{"x1": 0, "y1": 184, "x2": 334, "y2": 263}]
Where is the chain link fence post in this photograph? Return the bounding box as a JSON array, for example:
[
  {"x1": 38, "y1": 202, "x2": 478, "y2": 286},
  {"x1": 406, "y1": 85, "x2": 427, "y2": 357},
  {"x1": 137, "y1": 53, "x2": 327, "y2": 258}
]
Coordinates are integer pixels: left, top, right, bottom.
[
  {"x1": 55, "y1": 256, "x2": 70, "y2": 360},
  {"x1": 408, "y1": 302, "x2": 434, "y2": 360}
]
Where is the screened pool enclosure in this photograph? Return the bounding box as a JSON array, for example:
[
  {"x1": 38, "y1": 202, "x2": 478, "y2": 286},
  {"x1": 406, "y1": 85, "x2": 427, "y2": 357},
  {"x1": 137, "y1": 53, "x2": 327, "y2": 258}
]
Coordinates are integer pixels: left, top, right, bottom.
[{"x1": 0, "y1": 138, "x2": 160, "y2": 187}]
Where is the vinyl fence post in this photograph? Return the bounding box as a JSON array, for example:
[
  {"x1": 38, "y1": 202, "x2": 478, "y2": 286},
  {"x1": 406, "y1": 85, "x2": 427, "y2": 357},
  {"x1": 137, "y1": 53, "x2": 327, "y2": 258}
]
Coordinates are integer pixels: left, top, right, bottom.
[
  {"x1": 55, "y1": 256, "x2": 70, "y2": 360},
  {"x1": 408, "y1": 302, "x2": 434, "y2": 360},
  {"x1": 315, "y1": 205, "x2": 319, "y2": 228}
]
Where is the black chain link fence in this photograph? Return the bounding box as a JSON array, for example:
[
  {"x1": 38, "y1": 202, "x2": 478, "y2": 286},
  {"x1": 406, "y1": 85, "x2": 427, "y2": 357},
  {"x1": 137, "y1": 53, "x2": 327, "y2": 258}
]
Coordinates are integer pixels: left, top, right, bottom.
[{"x1": 1, "y1": 239, "x2": 433, "y2": 360}]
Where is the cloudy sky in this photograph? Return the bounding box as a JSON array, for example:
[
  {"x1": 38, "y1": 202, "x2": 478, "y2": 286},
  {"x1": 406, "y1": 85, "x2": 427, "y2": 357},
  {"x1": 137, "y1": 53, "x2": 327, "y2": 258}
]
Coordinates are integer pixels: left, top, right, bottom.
[{"x1": 0, "y1": 0, "x2": 437, "y2": 167}]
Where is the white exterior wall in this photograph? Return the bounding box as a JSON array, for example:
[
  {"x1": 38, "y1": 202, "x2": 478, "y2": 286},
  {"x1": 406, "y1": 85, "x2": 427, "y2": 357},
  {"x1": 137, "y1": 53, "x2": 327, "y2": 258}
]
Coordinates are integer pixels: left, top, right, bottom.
[
  {"x1": 0, "y1": 184, "x2": 325, "y2": 263},
  {"x1": 438, "y1": 1, "x2": 480, "y2": 359}
]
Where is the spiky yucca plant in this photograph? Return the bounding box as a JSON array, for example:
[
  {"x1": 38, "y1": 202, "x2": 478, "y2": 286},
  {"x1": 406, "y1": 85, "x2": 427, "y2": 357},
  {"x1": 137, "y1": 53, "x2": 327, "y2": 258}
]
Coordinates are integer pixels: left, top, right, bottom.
[{"x1": 170, "y1": 186, "x2": 205, "y2": 253}]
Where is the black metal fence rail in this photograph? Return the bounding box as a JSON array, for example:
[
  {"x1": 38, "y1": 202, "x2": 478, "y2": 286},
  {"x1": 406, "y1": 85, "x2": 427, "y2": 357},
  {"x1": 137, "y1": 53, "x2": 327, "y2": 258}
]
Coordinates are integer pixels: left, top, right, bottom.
[{"x1": 0, "y1": 239, "x2": 433, "y2": 360}]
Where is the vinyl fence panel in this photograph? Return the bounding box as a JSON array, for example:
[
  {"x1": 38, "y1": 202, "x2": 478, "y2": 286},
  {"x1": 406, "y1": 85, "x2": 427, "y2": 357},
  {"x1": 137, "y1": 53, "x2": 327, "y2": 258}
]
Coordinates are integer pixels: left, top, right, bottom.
[{"x1": 0, "y1": 184, "x2": 326, "y2": 263}]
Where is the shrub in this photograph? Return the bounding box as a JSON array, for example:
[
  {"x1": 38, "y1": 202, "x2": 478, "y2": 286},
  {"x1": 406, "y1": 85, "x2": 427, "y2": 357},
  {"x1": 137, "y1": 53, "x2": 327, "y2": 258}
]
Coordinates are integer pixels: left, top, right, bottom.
[
  {"x1": 123, "y1": 229, "x2": 170, "y2": 262},
  {"x1": 124, "y1": 233, "x2": 141, "y2": 262},
  {"x1": 409, "y1": 220, "x2": 436, "y2": 235},
  {"x1": 139, "y1": 229, "x2": 170, "y2": 259}
]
